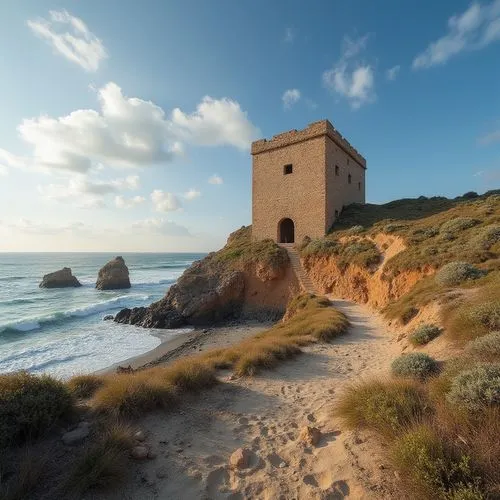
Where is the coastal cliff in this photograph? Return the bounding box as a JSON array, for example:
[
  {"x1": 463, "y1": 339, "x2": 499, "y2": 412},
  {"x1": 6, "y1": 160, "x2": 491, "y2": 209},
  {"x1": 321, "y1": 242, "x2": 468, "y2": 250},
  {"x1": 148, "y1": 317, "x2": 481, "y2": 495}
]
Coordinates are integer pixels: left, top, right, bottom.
[{"x1": 115, "y1": 226, "x2": 300, "y2": 328}]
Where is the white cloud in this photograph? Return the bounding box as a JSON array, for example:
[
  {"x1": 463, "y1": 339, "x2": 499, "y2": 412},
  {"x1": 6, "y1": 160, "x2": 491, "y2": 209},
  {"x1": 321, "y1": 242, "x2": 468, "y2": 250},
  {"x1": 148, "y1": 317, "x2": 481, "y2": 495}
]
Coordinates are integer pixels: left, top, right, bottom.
[
  {"x1": 284, "y1": 27, "x2": 295, "y2": 43},
  {"x1": 132, "y1": 218, "x2": 192, "y2": 237},
  {"x1": 27, "y1": 10, "x2": 107, "y2": 72},
  {"x1": 208, "y1": 174, "x2": 223, "y2": 185},
  {"x1": 1, "y1": 82, "x2": 259, "y2": 175},
  {"x1": 322, "y1": 35, "x2": 375, "y2": 109},
  {"x1": 38, "y1": 175, "x2": 140, "y2": 208},
  {"x1": 478, "y1": 129, "x2": 500, "y2": 145},
  {"x1": 151, "y1": 190, "x2": 182, "y2": 212},
  {"x1": 184, "y1": 188, "x2": 201, "y2": 200},
  {"x1": 171, "y1": 96, "x2": 260, "y2": 150},
  {"x1": 413, "y1": 1, "x2": 500, "y2": 69},
  {"x1": 115, "y1": 195, "x2": 146, "y2": 209},
  {"x1": 0, "y1": 165, "x2": 7, "y2": 176},
  {"x1": 282, "y1": 89, "x2": 301, "y2": 109},
  {"x1": 386, "y1": 65, "x2": 401, "y2": 81},
  {"x1": 4, "y1": 218, "x2": 86, "y2": 235}
]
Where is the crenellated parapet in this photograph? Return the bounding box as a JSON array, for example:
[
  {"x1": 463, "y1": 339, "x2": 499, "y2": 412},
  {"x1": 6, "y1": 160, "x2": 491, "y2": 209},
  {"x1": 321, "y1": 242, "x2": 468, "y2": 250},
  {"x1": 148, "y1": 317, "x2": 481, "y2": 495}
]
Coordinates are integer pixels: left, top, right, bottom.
[{"x1": 251, "y1": 119, "x2": 366, "y2": 169}]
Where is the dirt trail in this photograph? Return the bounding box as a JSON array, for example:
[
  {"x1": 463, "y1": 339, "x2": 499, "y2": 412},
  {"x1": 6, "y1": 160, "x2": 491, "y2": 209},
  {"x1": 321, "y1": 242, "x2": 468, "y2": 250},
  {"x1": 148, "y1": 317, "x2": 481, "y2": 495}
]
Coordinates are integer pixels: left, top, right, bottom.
[{"x1": 97, "y1": 299, "x2": 403, "y2": 500}]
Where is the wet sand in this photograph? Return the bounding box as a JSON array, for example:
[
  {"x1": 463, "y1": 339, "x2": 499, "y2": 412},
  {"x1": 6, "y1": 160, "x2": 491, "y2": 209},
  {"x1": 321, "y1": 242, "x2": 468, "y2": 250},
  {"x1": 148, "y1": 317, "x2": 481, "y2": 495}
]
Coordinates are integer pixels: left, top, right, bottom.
[{"x1": 98, "y1": 321, "x2": 271, "y2": 374}]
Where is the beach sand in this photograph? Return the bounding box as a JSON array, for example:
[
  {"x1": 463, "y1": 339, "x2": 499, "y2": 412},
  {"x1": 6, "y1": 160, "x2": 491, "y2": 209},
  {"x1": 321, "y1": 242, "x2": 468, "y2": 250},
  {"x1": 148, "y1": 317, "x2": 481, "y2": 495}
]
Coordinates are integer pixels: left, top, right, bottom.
[
  {"x1": 99, "y1": 321, "x2": 272, "y2": 374},
  {"x1": 94, "y1": 299, "x2": 405, "y2": 500}
]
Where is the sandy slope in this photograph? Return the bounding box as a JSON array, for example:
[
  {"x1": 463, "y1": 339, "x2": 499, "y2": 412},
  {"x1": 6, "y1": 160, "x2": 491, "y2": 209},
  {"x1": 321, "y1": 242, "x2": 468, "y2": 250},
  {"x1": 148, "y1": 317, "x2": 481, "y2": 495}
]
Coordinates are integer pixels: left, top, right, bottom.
[{"x1": 93, "y1": 299, "x2": 404, "y2": 500}]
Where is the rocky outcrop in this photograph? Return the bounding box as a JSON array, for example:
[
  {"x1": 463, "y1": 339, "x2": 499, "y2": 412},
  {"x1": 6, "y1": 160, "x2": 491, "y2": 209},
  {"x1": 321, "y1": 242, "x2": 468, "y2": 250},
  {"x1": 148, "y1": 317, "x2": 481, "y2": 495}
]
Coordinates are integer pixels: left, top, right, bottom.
[
  {"x1": 39, "y1": 268, "x2": 81, "y2": 288},
  {"x1": 115, "y1": 256, "x2": 246, "y2": 328},
  {"x1": 115, "y1": 228, "x2": 300, "y2": 329},
  {"x1": 96, "y1": 256, "x2": 131, "y2": 290}
]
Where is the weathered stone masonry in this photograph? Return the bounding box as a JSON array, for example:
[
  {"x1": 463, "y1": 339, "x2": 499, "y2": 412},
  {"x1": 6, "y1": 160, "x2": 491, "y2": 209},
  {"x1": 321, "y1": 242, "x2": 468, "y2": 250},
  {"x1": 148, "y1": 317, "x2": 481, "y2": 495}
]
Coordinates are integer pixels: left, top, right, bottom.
[{"x1": 251, "y1": 119, "x2": 366, "y2": 243}]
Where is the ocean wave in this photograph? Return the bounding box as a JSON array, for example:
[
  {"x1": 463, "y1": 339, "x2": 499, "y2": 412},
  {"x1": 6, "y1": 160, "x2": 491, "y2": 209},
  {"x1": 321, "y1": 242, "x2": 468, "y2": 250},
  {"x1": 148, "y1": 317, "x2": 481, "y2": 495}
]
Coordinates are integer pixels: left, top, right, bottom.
[
  {"x1": 0, "y1": 276, "x2": 26, "y2": 282},
  {"x1": 0, "y1": 297, "x2": 37, "y2": 306},
  {"x1": 0, "y1": 293, "x2": 153, "y2": 335}
]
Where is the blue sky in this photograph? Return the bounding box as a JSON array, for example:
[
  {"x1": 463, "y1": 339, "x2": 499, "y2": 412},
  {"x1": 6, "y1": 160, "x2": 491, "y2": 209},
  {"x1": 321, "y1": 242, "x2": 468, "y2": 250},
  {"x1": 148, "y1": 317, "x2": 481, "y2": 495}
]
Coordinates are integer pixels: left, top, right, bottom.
[{"x1": 0, "y1": 0, "x2": 499, "y2": 252}]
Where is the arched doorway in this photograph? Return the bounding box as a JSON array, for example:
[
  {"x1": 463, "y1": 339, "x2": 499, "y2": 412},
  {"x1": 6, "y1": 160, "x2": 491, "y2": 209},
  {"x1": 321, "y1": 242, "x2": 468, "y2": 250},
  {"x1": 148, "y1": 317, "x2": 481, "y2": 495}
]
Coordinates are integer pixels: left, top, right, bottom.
[{"x1": 278, "y1": 218, "x2": 295, "y2": 243}]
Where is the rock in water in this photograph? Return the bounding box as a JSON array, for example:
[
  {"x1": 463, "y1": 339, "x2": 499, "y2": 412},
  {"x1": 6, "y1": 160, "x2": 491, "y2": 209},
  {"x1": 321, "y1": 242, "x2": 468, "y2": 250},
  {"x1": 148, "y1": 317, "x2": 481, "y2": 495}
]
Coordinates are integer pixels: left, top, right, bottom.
[
  {"x1": 39, "y1": 268, "x2": 81, "y2": 288},
  {"x1": 96, "y1": 256, "x2": 131, "y2": 290}
]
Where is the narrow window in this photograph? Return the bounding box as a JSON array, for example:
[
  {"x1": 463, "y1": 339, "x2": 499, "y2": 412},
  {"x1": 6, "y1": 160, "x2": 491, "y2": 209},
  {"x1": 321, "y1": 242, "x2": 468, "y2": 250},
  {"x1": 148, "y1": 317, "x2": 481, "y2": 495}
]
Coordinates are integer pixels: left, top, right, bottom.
[
  {"x1": 347, "y1": 158, "x2": 350, "y2": 165},
  {"x1": 348, "y1": 174, "x2": 352, "y2": 184},
  {"x1": 335, "y1": 165, "x2": 339, "y2": 176},
  {"x1": 335, "y1": 209, "x2": 339, "y2": 218},
  {"x1": 358, "y1": 181, "x2": 361, "y2": 191},
  {"x1": 283, "y1": 164, "x2": 293, "y2": 175}
]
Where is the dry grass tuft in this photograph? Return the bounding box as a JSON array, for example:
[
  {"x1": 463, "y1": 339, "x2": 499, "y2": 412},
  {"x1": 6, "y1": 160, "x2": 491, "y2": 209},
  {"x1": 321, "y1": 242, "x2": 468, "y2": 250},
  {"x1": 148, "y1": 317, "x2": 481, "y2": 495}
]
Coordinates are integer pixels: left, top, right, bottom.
[
  {"x1": 67, "y1": 374, "x2": 106, "y2": 399},
  {"x1": 0, "y1": 448, "x2": 47, "y2": 500},
  {"x1": 443, "y1": 275, "x2": 500, "y2": 343},
  {"x1": 91, "y1": 294, "x2": 348, "y2": 416},
  {"x1": 60, "y1": 422, "x2": 136, "y2": 497},
  {"x1": 336, "y1": 379, "x2": 429, "y2": 438}
]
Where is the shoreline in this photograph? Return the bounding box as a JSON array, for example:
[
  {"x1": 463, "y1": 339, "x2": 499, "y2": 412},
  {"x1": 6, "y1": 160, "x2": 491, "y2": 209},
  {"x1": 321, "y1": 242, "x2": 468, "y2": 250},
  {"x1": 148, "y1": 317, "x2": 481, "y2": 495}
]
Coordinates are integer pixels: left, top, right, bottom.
[{"x1": 97, "y1": 320, "x2": 272, "y2": 375}]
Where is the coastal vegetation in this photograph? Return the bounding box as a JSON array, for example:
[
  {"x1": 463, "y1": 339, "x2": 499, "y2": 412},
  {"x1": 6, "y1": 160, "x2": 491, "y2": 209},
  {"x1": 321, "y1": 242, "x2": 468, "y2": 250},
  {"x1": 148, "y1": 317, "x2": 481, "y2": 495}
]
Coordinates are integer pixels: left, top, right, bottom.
[
  {"x1": 0, "y1": 293, "x2": 348, "y2": 498},
  {"x1": 332, "y1": 193, "x2": 500, "y2": 499}
]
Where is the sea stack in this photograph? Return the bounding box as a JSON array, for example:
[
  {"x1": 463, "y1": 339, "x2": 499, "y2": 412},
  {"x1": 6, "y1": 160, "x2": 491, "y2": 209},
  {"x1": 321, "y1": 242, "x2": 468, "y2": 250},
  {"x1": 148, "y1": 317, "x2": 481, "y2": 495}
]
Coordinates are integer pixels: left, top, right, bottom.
[
  {"x1": 39, "y1": 268, "x2": 82, "y2": 288},
  {"x1": 96, "y1": 256, "x2": 131, "y2": 290}
]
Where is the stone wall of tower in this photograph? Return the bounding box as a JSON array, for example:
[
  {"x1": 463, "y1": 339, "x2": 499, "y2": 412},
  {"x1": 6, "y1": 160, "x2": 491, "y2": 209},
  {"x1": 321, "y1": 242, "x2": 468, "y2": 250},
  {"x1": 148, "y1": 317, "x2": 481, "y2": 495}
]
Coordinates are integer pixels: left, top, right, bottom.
[
  {"x1": 325, "y1": 136, "x2": 366, "y2": 232},
  {"x1": 252, "y1": 136, "x2": 327, "y2": 243},
  {"x1": 251, "y1": 120, "x2": 366, "y2": 243}
]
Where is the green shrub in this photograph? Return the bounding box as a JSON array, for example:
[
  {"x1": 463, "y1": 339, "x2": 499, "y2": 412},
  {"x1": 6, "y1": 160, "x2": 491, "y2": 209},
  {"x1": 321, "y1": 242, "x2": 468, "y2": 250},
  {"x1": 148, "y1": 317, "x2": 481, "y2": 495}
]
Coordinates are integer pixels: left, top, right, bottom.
[
  {"x1": 391, "y1": 353, "x2": 439, "y2": 379},
  {"x1": 466, "y1": 332, "x2": 500, "y2": 361},
  {"x1": 392, "y1": 425, "x2": 482, "y2": 499},
  {"x1": 0, "y1": 371, "x2": 73, "y2": 448},
  {"x1": 338, "y1": 239, "x2": 381, "y2": 269},
  {"x1": 301, "y1": 238, "x2": 339, "y2": 257},
  {"x1": 410, "y1": 324, "x2": 442, "y2": 346},
  {"x1": 347, "y1": 224, "x2": 364, "y2": 234},
  {"x1": 447, "y1": 364, "x2": 500, "y2": 412},
  {"x1": 435, "y1": 262, "x2": 485, "y2": 287},
  {"x1": 469, "y1": 225, "x2": 500, "y2": 251},
  {"x1": 466, "y1": 300, "x2": 500, "y2": 331},
  {"x1": 440, "y1": 218, "x2": 481, "y2": 235},
  {"x1": 384, "y1": 223, "x2": 408, "y2": 233},
  {"x1": 336, "y1": 379, "x2": 428, "y2": 437}
]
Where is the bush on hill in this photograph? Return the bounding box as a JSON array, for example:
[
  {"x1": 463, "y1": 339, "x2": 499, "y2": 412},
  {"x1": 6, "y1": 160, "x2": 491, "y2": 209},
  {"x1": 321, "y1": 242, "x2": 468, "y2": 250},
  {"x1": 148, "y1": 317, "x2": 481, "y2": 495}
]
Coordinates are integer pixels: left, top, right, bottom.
[
  {"x1": 410, "y1": 324, "x2": 442, "y2": 346},
  {"x1": 435, "y1": 262, "x2": 485, "y2": 287},
  {"x1": 214, "y1": 225, "x2": 289, "y2": 271},
  {"x1": 391, "y1": 353, "x2": 439, "y2": 380},
  {"x1": 0, "y1": 371, "x2": 72, "y2": 448},
  {"x1": 466, "y1": 331, "x2": 500, "y2": 361},
  {"x1": 447, "y1": 364, "x2": 500, "y2": 412}
]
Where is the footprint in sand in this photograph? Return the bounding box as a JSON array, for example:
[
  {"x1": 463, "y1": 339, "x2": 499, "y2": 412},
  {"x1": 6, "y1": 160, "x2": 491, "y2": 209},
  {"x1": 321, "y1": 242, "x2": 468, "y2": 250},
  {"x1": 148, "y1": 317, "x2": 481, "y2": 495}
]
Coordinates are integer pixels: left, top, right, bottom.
[{"x1": 205, "y1": 467, "x2": 230, "y2": 497}]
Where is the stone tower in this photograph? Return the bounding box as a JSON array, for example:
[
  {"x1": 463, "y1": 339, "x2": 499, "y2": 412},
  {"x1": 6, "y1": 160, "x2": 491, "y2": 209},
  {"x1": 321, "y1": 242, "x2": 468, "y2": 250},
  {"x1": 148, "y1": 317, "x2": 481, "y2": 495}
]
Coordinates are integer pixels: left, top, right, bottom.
[{"x1": 251, "y1": 119, "x2": 366, "y2": 244}]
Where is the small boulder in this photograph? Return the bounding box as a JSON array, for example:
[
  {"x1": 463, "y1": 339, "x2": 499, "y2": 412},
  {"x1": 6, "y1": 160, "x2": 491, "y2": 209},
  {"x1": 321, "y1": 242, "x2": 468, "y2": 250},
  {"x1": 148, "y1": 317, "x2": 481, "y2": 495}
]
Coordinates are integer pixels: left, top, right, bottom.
[
  {"x1": 62, "y1": 425, "x2": 89, "y2": 446},
  {"x1": 40, "y1": 268, "x2": 81, "y2": 289},
  {"x1": 131, "y1": 445, "x2": 149, "y2": 460},
  {"x1": 134, "y1": 430, "x2": 146, "y2": 442},
  {"x1": 103, "y1": 314, "x2": 114, "y2": 321},
  {"x1": 96, "y1": 256, "x2": 131, "y2": 290},
  {"x1": 298, "y1": 426, "x2": 322, "y2": 447},
  {"x1": 229, "y1": 447, "x2": 253, "y2": 470}
]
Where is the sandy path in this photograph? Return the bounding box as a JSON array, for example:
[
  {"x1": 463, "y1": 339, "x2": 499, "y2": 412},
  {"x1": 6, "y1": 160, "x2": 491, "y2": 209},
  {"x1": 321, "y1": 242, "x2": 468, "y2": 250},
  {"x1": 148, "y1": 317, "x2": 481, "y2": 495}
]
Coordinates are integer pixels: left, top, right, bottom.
[{"x1": 95, "y1": 299, "x2": 403, "y2": 500}]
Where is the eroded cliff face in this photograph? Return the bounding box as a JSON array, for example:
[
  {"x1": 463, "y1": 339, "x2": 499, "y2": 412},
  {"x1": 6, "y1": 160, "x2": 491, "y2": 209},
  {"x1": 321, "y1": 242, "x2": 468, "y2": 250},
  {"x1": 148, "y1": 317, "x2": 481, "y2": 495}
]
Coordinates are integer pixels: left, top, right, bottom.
[
  {"x1": 115, "y1": 227, "x2": 300, "y2": 329},
  {"x1": 302, "y1": 234, "x2": 434, "y2": 309}
]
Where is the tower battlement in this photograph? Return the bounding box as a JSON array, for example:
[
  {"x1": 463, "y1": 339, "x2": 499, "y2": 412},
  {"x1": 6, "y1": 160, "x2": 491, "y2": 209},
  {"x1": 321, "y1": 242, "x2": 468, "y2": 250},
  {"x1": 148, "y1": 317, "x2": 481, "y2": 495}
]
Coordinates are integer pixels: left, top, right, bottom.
[{"x1": 251, "y1": 119, "x2": 366, "y2": 169}]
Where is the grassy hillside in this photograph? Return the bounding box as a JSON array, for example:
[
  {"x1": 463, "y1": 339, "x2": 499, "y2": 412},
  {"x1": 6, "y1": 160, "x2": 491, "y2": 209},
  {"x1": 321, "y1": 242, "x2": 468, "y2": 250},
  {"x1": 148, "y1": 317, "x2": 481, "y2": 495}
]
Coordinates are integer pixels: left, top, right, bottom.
[{"x1": 320, "y1": 191, "x2": 500, "y2": 499}]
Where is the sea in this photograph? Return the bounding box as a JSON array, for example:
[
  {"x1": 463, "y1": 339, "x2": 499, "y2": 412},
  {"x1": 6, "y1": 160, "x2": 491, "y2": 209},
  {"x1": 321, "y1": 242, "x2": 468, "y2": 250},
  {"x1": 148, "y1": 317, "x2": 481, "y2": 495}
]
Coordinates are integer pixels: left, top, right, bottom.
[{"x1": 0, "y1": 253, "x2": 205, "y2": 379}]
